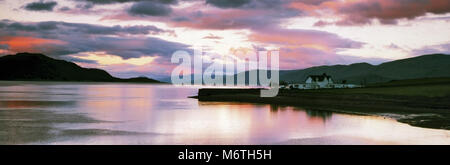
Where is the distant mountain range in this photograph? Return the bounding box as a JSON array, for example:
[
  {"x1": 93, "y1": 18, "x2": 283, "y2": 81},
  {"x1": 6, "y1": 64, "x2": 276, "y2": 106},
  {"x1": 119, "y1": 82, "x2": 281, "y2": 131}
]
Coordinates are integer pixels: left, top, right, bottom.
[
  {"x1": 278, "y1": 53, "x2": 450, "y2": 84},
  {"x1": 0, "y1": 53, "x2": 163, "y2": 83},
  {"x1": 165, "y1": 53, "x2": 450, "y2": 85},
  {"x1": 2, "y1": 53, "x2": 449, "y2": 85}
]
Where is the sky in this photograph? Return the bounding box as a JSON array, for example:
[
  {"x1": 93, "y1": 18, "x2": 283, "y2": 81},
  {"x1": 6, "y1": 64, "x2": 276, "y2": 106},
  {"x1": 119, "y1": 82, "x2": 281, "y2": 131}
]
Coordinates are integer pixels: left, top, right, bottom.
[{"x1": 0, "y1": 0, "x2": 449, "y2": 79}]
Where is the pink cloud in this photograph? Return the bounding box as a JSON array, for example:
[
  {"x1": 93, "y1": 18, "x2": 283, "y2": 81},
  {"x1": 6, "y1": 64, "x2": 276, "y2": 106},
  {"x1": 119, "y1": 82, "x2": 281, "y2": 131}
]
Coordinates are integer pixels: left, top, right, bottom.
[
  {"x1": 289, "y1": 0, "x2": 450, "y2": 25},
  {"x1": 247, "y1": 27, "x2": 372, "y2": 69},
  {"x1": 0, "y1": 36, "x2": 66, "y2": 54},
  {"x1": 249, "y1": 28, "x2": 363, "y2": 51}
]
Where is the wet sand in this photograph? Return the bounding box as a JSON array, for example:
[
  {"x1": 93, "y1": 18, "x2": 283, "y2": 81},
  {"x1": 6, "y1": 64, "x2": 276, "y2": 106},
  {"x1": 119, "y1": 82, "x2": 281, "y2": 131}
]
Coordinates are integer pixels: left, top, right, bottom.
[{"x1": 0, "y1": 109, "x2": 155, "y2": 144}]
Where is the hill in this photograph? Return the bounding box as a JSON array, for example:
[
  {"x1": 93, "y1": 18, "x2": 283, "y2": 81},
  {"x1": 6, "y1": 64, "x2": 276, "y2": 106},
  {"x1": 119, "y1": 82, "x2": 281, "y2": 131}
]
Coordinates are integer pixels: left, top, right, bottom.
[
  {"x1": 279, "y1": 54, "x2": 450, "y2": 84},
  {"x1": 0, "y1": 52, "x2": 162, "y2": 83},
  {"x1": 133, "y1": 54, "x2": 450, "y2": 85}
]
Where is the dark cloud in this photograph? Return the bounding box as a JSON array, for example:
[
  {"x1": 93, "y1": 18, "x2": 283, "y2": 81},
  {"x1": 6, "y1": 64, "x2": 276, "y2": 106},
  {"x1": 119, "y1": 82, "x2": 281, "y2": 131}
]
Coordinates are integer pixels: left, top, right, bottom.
[
  {"x1": 0, "y1": 20, "x2": 172, "y2": 36},
  {"x1": 321, "y1": 0, "x2": 450, "y2": 25},
  {"x1": 206, "y1": 0, "x2": 300, "y2": 10},
  {"x1": 0, "y1": 20, "x2": 187, "y2": 59},
  {"x1": 24, "y1": 1, "x2": 57, "y2": 11},
  {"x1": 75, "y1": 3, "x2": 94, "y2": 9},
  {"x1": 80, "y1": 0, "x2": 177, "y2": 5},
  {"x1": 102, "y1": 0, "x2": 301, "y2": 30},
  {"x1": 128, "y1": 1, "x2": 173, "y2": 16},
  {"x1": 72, "y1": 0, "x2": 178, "y2": 17},
  {"x1": 237, "y1": 0, "x2": 295, "y2": 9},
  {"x1": 0, "y1": 44, "x2": 8, "y2": 50},
  {"x1": 86, "y1": 36, "x2": 188, "y2": 59},
  {"x1": 34, "y1": 35, "x2": 190, "y2": 60},
  {"x1": 162, "y1": 4, "x2": 300, "y2": 30},
  {"x1": 206, "y1": 0, "x2": 251, "y2": 8},
  {"x1": 58, "y1": 6, "x2": 71, "y2": 11},
  {"x1": 171, "y1": 16, "x2": 191, "y2": 22},
  {"x1": 299, "y1": 0, "x2": 331, "y2": 5}
]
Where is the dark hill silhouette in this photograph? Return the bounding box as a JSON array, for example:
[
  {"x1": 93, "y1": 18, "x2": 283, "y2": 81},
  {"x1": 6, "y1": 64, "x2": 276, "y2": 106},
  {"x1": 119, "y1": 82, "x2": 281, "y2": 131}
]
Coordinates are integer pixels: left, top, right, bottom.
[
  {"x1": 119, "y1": 53, "x2": 450, "y2": 85},
  {"x1": 279, "y1": 54, "x2": 450, "y2": 84},
  {"x1": 171, "y1": 53, "x2": 450, "y2": 85},
  {"x1": 0, "y1": 52, "x2": 162, "y2": 83}
]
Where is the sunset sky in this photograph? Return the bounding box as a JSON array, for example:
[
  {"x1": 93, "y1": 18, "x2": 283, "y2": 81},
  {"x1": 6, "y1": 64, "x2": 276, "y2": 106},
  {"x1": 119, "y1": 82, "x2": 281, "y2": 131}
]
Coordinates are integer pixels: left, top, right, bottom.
[{"x1": 1, "y1": 0, "x2": 449, "y2": 79}]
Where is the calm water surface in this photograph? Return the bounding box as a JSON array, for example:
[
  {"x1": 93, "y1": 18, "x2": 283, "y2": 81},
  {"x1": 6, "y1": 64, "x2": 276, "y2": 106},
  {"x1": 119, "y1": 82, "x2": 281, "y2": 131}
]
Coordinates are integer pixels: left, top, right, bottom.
[{"x1": 0, "y1": 81, "x2": 449, "y2": 144}]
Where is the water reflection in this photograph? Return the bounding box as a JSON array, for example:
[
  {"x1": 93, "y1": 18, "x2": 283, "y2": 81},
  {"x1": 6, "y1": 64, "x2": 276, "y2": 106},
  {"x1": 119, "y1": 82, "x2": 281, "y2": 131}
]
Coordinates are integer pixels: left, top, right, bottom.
[
  {"x1": 304, "y1": 109, "x2": 333, "y2": 121},
  {"x1": 0, "y1": 81, "x2": 449, "y2": 144},
  {"x1": 269, "y1": 104, "x2": 333, "y2": 122},
  {"x1": 0, "y1": 100, "x2": 76, "y2": 109}
]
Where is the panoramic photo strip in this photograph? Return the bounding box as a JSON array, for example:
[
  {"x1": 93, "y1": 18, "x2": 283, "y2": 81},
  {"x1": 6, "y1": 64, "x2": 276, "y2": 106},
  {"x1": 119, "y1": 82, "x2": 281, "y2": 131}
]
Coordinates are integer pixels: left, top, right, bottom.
[{"x1": 0, "y1": 0, "x2": 449, "y2": 163}]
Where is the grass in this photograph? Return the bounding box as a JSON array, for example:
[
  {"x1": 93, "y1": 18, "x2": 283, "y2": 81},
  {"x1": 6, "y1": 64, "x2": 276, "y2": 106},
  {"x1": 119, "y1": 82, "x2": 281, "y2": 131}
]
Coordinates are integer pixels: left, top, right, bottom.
[{"x1": 299, "y1": 77, "x2": 450, "y2": 97}]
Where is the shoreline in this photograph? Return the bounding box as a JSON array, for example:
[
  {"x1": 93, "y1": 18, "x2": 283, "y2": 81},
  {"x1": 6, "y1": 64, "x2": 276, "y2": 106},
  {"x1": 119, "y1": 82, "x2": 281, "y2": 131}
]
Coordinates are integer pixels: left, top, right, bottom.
[
  {"x1": 194, "y1": 88, "x2": 450, "y2": 130},
  {"x1": 0, "y1": 79, "x2": 167, "y2": 84}
]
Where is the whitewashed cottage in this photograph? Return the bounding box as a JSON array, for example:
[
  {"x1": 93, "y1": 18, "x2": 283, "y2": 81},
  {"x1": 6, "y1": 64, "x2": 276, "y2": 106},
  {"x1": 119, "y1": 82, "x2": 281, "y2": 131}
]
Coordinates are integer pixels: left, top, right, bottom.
[{"x1": 304, "y1": 73, "x2": 334, "y2": 89}]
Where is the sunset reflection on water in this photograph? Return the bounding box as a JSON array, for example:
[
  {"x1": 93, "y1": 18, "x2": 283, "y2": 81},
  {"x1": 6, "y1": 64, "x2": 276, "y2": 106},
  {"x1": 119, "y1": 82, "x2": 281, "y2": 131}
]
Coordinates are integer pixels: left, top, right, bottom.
[{"x1": 0, "y1": 81, "x2": 449, "y2": 144}]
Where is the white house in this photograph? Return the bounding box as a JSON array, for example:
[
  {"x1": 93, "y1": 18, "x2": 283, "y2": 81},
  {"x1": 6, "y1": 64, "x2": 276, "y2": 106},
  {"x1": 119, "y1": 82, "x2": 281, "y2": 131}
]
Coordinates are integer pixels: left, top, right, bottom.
[
  {"x1": 304, "y1": 73, "x2": 334, "y2": 89},
  {"x1": 280, "y1": 73, "x2": 362, "y2": 90}
]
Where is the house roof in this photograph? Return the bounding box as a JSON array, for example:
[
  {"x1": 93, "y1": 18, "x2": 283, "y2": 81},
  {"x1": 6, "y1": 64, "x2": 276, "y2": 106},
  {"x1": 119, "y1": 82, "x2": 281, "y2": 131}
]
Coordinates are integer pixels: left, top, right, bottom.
[{"x1": 306, "y1": 73, "x2": 332, "y2": 82}]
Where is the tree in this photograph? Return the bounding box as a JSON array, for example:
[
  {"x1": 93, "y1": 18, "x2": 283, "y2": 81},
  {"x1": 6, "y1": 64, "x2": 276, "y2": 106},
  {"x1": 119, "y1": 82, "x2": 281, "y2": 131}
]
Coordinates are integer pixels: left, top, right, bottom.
[{"x1": 280, "y1": 80, "x2": 289, "y2": 86}]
